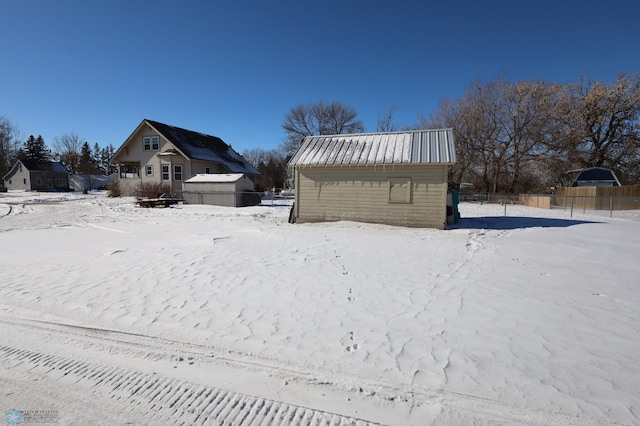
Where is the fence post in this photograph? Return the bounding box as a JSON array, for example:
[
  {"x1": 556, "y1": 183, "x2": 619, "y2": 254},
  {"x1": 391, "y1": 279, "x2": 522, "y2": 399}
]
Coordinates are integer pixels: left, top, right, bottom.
[
  {"x1": 503, "y1": 194, "x2": 507, "y2": 216},
  {"x1": 610, "y1": 197, "x2": 613, "y2": 218},
  {"x1": 570, "y1": 195, "x2": 574, "y2": 218}
]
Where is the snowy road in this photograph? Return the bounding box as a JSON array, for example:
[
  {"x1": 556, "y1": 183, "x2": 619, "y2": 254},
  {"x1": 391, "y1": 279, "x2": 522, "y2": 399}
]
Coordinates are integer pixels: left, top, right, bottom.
[{"x1": 1, "y1": 315, "x2": 610, "y2": 425}]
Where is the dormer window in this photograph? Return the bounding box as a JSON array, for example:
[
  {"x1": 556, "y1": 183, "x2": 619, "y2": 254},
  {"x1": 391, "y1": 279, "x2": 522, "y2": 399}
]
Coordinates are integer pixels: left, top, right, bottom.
[{"x1": 143, "y1": 136, "x2": 159, "y2": 151}]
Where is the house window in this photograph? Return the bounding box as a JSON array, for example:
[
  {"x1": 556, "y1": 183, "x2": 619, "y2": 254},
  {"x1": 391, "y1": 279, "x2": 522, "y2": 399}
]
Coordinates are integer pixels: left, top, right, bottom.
[
  {"x1": 388, "y1": 177, "x2": 412, "y2": 204},
  {"x1": 174, "y1": 165, "x2": 182, "y2": 181},
  {"x1": 143, "y1": 136, "x2": 159, "y2": 151},
  {"x1": 22, "y1": 179, "x2": 26, "y2": 184},
  {"x1": 162, "y1": 165, "x2": 169, "y2": 180},
  {"x1": 145, "y1": 165, "x2": 153, "y2": 176},
  {"x1": 205, "y1": 167, "x2": 210, "y2": 174}
]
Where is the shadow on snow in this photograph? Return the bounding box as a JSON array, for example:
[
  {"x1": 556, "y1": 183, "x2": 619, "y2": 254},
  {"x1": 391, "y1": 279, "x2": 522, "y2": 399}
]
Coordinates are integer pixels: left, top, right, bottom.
[{"x1": 451, "y1": 216, "x2": 599, "y2": 230}]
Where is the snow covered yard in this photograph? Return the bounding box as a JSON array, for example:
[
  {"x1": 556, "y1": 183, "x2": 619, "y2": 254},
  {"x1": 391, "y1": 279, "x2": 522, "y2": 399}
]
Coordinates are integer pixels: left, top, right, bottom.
[{"x1": 0, "y1": 191, "x2": 638, "y2": 425}]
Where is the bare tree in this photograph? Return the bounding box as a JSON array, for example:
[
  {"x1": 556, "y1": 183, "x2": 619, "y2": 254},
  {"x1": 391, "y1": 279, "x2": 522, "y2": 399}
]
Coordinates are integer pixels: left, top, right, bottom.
[
  {"x1": 376, "y1": 104, "x2": 399, "y2": 132},
  {"x1": 500, "y1": 81, "x2": 563, "y2": 192},
  {"x1": 241, "y1": 147, "x2": 289, "y2": 191},
  {"x1": 241, "y1": 148, "x2": 274, "y2": 169},
  {"x1": 53, "y1": 132, "x2": 84, "y2": 173},
  {"x1": 428, "y1": 77, "x2": 560, "y2": 193},
  {"x1": 0, "y1": 116, "x2": 21, "y2": 178},
  {"x1": 281, "y1": 100, "x2": 365, "y2": 155},
  {"x1": 553, "y1": 74, "x2": 640, "y2": 184}
]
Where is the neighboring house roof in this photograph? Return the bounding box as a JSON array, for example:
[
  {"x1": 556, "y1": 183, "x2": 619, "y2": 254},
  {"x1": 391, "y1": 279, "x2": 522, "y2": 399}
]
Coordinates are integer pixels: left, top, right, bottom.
[
  {"x1": 567, "y1": 167, "x2": 621, "y2": 187},
  {"x1": 21, "y1": 160, "x2": 69, "y2": 173},
  {"x1": 185, "y1": 173, "x2": 246, "y2": 183},
  {"x1": 3, "y1": 160, "x2": 68, "y2": 181},
  {"x1": 288, "y1": 129, "x2": 456, "y2": 166},
  {"x1": 115, "y1": 119, "x2": 259, "y2": 175}
]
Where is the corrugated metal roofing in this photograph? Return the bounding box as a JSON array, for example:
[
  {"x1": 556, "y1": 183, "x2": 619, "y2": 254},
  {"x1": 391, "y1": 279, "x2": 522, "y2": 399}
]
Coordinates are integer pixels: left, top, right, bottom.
[{"x1": 288, "y1": 129, "x2": 456, "y2": 166}]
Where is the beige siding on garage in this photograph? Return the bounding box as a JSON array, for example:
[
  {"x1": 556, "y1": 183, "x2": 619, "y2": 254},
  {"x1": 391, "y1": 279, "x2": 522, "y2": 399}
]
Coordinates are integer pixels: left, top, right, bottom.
[{"x1": 294, "y1": 164, "x2": 448, "y2": 228}]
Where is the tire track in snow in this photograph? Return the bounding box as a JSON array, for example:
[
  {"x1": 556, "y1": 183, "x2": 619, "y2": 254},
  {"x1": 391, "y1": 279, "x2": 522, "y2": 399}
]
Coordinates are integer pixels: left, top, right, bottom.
[
  {"x1": 0, "y1": 316, "x2": 616, "y2": 425},
  {"x1": 0, "y1": 344, "x2": 376, "y2": 425},
  {"x1": 0, "y1": 203, "x2": 11, "y2": 217}
]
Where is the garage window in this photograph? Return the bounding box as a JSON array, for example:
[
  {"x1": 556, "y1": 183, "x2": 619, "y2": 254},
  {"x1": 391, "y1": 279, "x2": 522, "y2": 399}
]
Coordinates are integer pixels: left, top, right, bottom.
[{"x1": 388, "y1": 178, "x2": 411, "y2": 204}]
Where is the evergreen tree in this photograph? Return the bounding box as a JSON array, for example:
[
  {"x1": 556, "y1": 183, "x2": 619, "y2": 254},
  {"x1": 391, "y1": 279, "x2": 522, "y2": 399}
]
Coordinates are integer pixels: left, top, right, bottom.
[
  {"x1": 77, "y1": 142, "x2": 98, "y2": 174},
  {"x1": 92, "y1": 143, "x2": 102, "y2": 173},
  {"x1": 100, "y1": 144, "x2": 117, "y2": 175},
  {"x1": 22, "y1": 135, "x2": 51, "y2": 162}
]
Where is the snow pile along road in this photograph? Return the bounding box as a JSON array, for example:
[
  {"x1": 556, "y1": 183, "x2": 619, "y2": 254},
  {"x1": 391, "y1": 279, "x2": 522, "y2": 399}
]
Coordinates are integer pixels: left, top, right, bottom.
[{"x1": 0, "y1": 191, "x2": 638, "y2": 425}]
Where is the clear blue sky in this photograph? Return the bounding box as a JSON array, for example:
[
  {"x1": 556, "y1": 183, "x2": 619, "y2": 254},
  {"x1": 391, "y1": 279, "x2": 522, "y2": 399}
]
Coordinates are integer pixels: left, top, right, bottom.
[{"x1": 2, "y1": 0, "x2": 638, "y2": 153}]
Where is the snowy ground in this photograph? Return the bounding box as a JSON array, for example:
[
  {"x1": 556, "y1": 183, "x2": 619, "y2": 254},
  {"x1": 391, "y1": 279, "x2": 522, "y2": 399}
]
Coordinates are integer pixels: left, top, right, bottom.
[{"x1": 0, "y1": 191, "x2": 638, "y2": 425}]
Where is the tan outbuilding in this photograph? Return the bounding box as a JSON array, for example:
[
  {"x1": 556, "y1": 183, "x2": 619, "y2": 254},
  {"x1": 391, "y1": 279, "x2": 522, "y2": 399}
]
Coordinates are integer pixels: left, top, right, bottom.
[{"x1": 288, "y1": 129, "x2": 456, "y2": 229}]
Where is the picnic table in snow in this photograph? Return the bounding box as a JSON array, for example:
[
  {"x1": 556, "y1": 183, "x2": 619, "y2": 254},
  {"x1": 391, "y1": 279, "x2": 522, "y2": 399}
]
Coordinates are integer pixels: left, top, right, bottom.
[{"x1": 136, "y1": 197, "x2": 182, "y2": 208}]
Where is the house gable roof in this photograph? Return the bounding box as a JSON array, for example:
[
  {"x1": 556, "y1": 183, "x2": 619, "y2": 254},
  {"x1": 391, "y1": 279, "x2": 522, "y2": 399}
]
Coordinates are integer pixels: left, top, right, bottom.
[
  {"x1": 113, "y1": 119, "x2": 260, "y2": 175},
  {"x1": 2, "y1": 160, "x2": 68, "y2": 181},
  {"x1": 288, "y1": 129, "x2": 456, "y2": 167},
  {"x1": 21, "y1": 160, "x2": 69, "y2": 173}
]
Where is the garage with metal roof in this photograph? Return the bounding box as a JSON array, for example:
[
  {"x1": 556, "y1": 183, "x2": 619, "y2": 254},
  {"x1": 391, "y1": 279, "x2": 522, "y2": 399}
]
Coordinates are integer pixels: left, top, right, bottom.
[{"x1": 288, "y1": 129, "x2": 456, "y2": 229}]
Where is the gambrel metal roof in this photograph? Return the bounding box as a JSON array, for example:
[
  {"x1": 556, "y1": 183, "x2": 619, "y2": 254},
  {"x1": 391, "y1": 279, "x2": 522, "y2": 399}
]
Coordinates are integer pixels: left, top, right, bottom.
[{"x1": 288, "y1": 129, "x2": 456, "y2": 166}]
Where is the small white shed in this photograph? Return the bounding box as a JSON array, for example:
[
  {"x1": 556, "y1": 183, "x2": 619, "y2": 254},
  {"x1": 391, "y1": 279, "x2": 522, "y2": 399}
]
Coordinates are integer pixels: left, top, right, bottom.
[{"x1": 182, "y1": 173, "x2": 260, "y2": 207}]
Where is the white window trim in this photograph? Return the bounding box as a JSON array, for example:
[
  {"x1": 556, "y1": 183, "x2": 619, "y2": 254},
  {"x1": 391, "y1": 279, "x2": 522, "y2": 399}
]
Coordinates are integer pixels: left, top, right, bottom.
[
  {"x1": 174, "y1": 165, "x2": 182, "y2": 181},
  {"x1": 161, "y1": 165, "x2": 169, "y2": 180},
  {"x1": 145, "y1": 165, "x2": 153, "y2": 176},
  {"x1": 143, "y1": 136, "x2": 160, "y2": 151},
  {"x1": 388, "y1": 177, "x2": 412, "y2": 204}
]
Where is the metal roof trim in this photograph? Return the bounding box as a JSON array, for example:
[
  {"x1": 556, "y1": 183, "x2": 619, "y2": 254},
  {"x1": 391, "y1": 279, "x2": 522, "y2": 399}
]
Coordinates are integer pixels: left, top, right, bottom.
[{"x1": 288, "y1": 129, "x2": 455, "y2": 166}]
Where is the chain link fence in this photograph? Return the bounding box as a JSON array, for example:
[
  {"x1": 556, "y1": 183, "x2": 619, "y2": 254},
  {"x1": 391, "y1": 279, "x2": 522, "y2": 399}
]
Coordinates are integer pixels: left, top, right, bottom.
[{"x1": 462, "y1": 192, "x2": 640, "y2": 219}]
